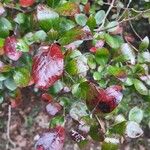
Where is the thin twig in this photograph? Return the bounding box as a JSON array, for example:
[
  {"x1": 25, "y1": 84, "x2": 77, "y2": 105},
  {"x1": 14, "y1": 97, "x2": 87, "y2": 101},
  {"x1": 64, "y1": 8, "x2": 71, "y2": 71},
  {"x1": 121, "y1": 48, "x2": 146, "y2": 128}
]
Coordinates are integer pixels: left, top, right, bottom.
[
  {"x1": 97, "y1": 0, "x2": 116, "y2": 31},
  {"x1": 129, "y1": 20, "x2": 142, "y2": 40},
  {"x1": 94, "y1": 8, "x2": 150, "y2": 32},
  {"x1": 6, "y1": 105, "x2": 16, "y2": 149},
  {"x1": 117, "y1": 0, "x2": 132, "y2": 21}
]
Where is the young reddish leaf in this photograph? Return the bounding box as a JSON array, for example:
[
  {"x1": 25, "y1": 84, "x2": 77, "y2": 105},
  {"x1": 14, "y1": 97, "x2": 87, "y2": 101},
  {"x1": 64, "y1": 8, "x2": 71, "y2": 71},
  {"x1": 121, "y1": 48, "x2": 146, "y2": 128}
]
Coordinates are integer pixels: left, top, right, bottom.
[
  {"x1": 90, "y1": 47, "x2": 97, "y2": 53},
  {"x1": 83, "y1": 3, "x2": 90, "y2": 14},
  {"x1": 56, "y1": 2, "x2": 80, "y2": 17},
  {"x1": 19, "y1": 0, "x2": 35, "y2": 7},
  {"x1": 41, "y1": 93, "x2": 53, "y2": 103},
  {"x1": 4, "y1": 36, "x2": 22, "y2": 61},
  {"x1": 86, "y1": 83, "x2": 123, "y2": 113},
  {"x1": 35, "y1": 126, "x2": 65, "y2": 150},
  {"x1": 46, "y1": 102, "x2": 62, "y2": 116},
  {"x1": 32, "y1": 44, "x2": 64, "y2": 89}
]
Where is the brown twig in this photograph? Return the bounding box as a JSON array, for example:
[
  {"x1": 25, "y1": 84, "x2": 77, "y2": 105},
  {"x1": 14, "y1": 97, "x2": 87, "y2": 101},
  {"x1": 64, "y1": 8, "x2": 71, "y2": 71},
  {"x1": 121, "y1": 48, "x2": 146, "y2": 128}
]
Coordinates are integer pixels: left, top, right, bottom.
[
  {"x1": 6, "y1": 105, "x2": 16, "y2": 149},
  {"x1": 94, "y1": 9, "x2": 150, "y2": 32}
]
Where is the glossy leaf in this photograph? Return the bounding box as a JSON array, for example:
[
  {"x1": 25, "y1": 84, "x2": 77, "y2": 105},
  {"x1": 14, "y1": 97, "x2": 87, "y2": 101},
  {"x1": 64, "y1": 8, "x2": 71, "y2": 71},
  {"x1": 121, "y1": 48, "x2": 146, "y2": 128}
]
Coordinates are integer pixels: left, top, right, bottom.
[
  {"x1": 107, "y1": 66, "x2": 127, "y2": 79},
  {"x1": 89, "y1": 125, "x2": 104, "y2": 141},
  {"x1": 50, "y1": 116, "x2": 64, "y2": 128},
  {"x1": 129, "y1": 107, "x2": 143, "y2": 123},
  {"x1": 95, "y1": 10, "x2": 105, "y2": 25},
  {"x1": 0, "y1": 17, "x2": 12, "y2": 38},
  {"x1": 4, "y1": 78, "x2": 17, "y2": 91},
  {"x1": 108, "y1": 121, "x2": 127, "y2": 135},
  {"x1": 4, "y1": 36, "x2": 22, "y2": 61},
  {"x1": 95, "y1": 48, "x2": 110, "y2": 65},
  {"x1": 86, "y1": 83, "x2": 123, "y2": 113},
  {"x1": 121, "y1": 43, "x2": 136, "y2": 65},
  {"x1": 47, "y1": 0, "x2": 60, "y2": 7},
  {"x1": 46, "y1": 102, "x2": 62, "y2": 116},
  {"x1": 56, "y1": 2, "x2": 80, "y2": 17},
  {"x1": 32, "y1": 44, "x2": 64, "y2": 89},
  {"x1": 35, "y1": 126, "x2": 65, "y2": 150},
  {"x1": 126, "y1": 121, "x2": 143, "y2": 138},
  {"x1": 75, "y1": 13, "x2": 87, "y2": 26},
  {"x1": 69, "y1": 101, "x2": 88, "y2": 121},
  {"x1": 37, "y1": 4, "x2": 59, "y2": 31},
  {"x1": 139, "y1": 36, "x2": 149, "y2": 51},
  {"x1": 19, "y1": 0, "x2": 35, "y2": 7},
  {"x1": 133, "y1": 79, "x2": 148, "y2": 95},
  {"x1": 102, "y1": 141, "x2": 118, "y2": 150},
  {"x1": 13, "y1": 68, "x2": 30, "y2": 87},
  {"x1": 16, "y1": 39, "x2": 29, "y2": 52},
  {"x1": 104, "y1": 34, "x2": 122, "y2": 49}
]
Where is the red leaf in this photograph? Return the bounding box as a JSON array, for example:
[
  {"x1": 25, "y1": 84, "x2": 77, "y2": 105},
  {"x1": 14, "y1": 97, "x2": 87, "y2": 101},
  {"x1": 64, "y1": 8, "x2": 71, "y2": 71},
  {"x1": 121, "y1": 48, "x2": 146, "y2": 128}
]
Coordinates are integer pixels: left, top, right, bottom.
[
  {"x1": 35, "y1": 126, "x2": 65, "y2": 150},
  {"x1": 46, "y1": 102, "x2": 62, "y2": 116},
  {"x1": 41, "y1": 93, "x2": 53, "y2": 103},
  {"x1": 90, "y1": 47, "x2": 97, "y2": 53},
  {"x1": 19, "y1": 0, "x2": 35, "y2": 7},
  {"x1": 86, "y1": 83, "x2": 123, "y2": 113},
  {"x1": 4, "y1": 36, "x2": 22, "y2": 61},
  {"x1": 83, "y1": 2, "x2": 90, "y2": 14},
  {"x1": 32, "y1": 44, "x2": 64, "y2": 89}
]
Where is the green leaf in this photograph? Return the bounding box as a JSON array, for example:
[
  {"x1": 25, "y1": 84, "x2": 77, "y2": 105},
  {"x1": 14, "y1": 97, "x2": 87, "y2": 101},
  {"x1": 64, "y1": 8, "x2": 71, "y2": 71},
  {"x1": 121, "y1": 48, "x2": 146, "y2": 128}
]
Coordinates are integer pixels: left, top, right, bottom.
[
  {"x1": 138, "y1": 52, "x2": 150, "y2": 63},
  {"x1": 126, "y1": 121, "x2": 143, "y2": 138},
  {"x1": 66, "y1": 59, "x2": 78, "y2": 75},
  {"x1": 133, "y1": 79, "x2": 148, "y2": 95},
  {"x1": 59, "y1": 27, "x2": 83, "y2": 45},
  {"x1": 47, "y1": 0, "x2": 60, "y2": 7},
  {"x1": 104, "y1": 34, "x2": 122, "y2": 49},
  {"x1": 23, "y1": 32, "x2": 34, "y2": 45},
  {"x1": 0, "y1": 38, "x2": 4, "y2": 47},
  {"x1": 34, "y1": 30, "x2": 47, "y2": 42},
  {"x1": 16, "y1": 39, "x2": 29, "y2": 52},
  {"x1": 72, "y1": 82, "x2": 90, "y2": 99},
  {"x1": 93, "y1": 72, "x2": 101, "y2": 80},
  {"x1": 107, "y1": 66, "x2": 126, "y2": 79},
  {"x1": 0, "y1": 17, "x2": 12, "y2": 38},
  {"x1": 49, "y1": 116, "x2": 64, "y2": 128},
  {"x1": 106, "y1": 21, "x2": 119, "y2": 32},
  {"x1": 121, "y1": 43, "x2": 136, "y2": 65},
  {"x1": 13, "y1": 68, "x2": 30, "y2": 87},
  {"x1": 86, "y1": 16, "x2": 96, "y2": 31},
  {"x1": 69, "y1": 101, "x2": 88, "y2": 121},
  {"x1": 95, "y1": 10, "x2": 105, "y2": 25},
  {"x1": 56, "y1": 2, "x2": 79, "y2": 16},
  {"x1": 37, "y1": 4, "x2": 59, "y2": 31},
  {"x1": 139, "y1": 36, "x2": 149, "y2": 51},
  {"x1": 108, "y1": 121, "x2": 127, "y2": 135},
  {"x1": 129, "y1": 107, "x2": 143, "y2": 123},
  {"x1": 89, "y1": 125, "x2": 104, "y2": 141},
  {"x1": 75, "y1": 13, "x2": 87, "y2": 26},
  {"x1": 4, "y1": 78, "x2": 17, "y2": 91},
  {"x1": 0, "y1": 73, "x2": 10, "y2": 81},
  {"x1": 49, "y1": 80, "x2": 64, "y2": 95},
  {"x1": 14, "y1": 13, "x2": 27, "y2": 24},
  {"x1": 87, "y1": 54, "x2": 96, "y2": 69},
  {"x1": 102, "y1": 141, "x2": 118, "y2": 150},
  {"x1": 95, "y1": 48, "x2": 110, "y2": 65}
]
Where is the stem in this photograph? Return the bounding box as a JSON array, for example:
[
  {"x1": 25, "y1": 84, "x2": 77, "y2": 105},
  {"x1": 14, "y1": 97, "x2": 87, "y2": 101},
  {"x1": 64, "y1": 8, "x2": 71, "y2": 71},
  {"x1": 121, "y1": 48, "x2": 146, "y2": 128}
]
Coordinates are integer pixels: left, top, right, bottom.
[{"x1": 6, "y1": 105, "x2": 16, "y2": 149}]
